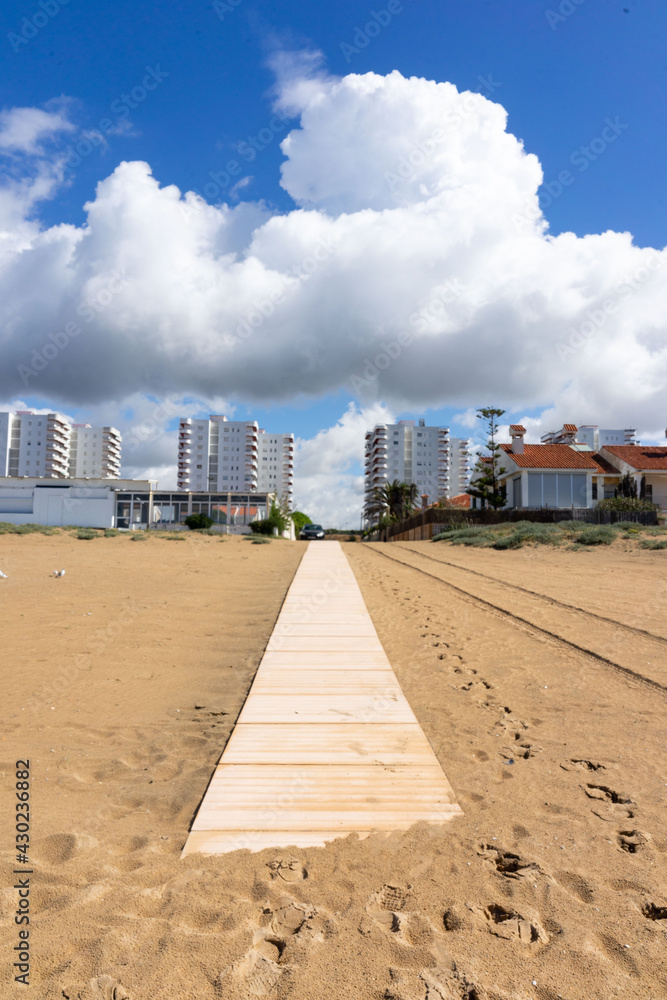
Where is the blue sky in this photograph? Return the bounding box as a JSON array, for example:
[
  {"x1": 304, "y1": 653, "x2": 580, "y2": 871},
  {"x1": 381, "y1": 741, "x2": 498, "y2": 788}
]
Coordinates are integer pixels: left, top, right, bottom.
[{"x1": 1, "y1": 0, "x2": 666, "y2": 523}]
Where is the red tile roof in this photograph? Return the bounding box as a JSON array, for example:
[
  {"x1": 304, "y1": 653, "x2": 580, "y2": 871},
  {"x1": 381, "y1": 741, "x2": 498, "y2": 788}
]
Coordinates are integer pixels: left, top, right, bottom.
[
  {"x1": 563, "y1": 424, "x2": 578, "y2": 432},
  {"x1": 591, "y1": 452, "x2": 620, "y2": 475},
  {"x1": 500, "y1": 443, "x2": 600, "y2": 469},
  {"x1": 448, "y1": 493, "x2": 472, "y2": 508},
  {"x1": 603, "y1": 446, "x2": 667, "y2": 471},
  {"x1": 509, "y1": 424, "x2": 526, "y2": 433}
]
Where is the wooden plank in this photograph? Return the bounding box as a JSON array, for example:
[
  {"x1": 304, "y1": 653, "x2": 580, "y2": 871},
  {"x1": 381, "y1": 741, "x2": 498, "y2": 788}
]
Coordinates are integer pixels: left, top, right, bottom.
[
  {"x1": 237, "y1": 693, "x2": 417, "y2": 724},
  {"x1": 249, "y1": 670, "x2": 399, "y2": 695},
  {"x1": 266, "y1": 636, "x2": 385, "y2": 651},
  {"x1": 221, "y1": 723, "x2": 440, "y2": 765},
  {"x1": 260, "y1": 651, "x2": 391, "y2": 668},
  {"x1": 271, "y1": 623, "x2": 377, "y2": 636}
]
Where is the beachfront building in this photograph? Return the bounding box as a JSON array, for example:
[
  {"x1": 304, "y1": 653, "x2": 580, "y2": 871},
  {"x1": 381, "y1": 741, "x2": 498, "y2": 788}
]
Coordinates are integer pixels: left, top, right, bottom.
[
  {"x1": 598, "y1": 444, "x2": 667, "y2": 511},
  {"x1": 0, "y1": 411, "x2": 122, "y2": 480},
  {"x1": 364, "y1": 420, "x2": 472, "y2": 507},
  {"x1": 0, "y1": 476, "x2": 277, "y2": 531},
  {"x1": 471, "y1": 423, "x2": 667, "y2": 512},
  {"x1": 178, "y1": 415, "x2": 294, "y2": 504},
  {"x1": 69, "y1": 424, "x2": 122, "y2": 478}
]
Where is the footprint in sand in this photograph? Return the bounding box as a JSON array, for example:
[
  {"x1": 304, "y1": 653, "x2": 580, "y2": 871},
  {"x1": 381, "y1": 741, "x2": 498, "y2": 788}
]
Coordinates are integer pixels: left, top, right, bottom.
[
  {"x1": 223, "y1": 901, "x2": 329, "y2": 995},
  {"x1": 560, "y1": 758, "x2": 606, "y2": 773},
  {"x1": 554, "y1": 870, "x2": 596, "y2": 904},
  {"x1": 422, "y1": 967, "x2": 482, "y2": 1000},
  {"x1": 475, "y1": 903, "x2": 548, "y2": 944},
  {"x1": 582, "y1": 782, "x2": 636, "y2": 823},
  {"x1": 477, "y1": 844, "x2": 541, "y2": 880},
  {"x1": 617, "y1": 829, "x2": 649, "y2": 854},
  {"x1": 490, "y1": 708, "x2": 529, "y2": 739},
  {"x1": 642, "y1": 901, "x2": 667, "y2": 920},
  {"x1": 501, "y1": 740, "x2": 541, "y2": 761},
  {"x1": 267, "y1": 858, "x2": 308, "y2": 882},
  {"x1": 62, "y1": 975, "x2": 132, "y2": 1000},
  {"x1": 366, "y1": 883, "x2": 413, "y2": 935}
]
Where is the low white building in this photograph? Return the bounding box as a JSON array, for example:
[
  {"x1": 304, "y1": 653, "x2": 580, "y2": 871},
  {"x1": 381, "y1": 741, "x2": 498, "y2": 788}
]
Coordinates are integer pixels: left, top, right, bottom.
[
  {"x1": 470, "y1": 424, "x2": 667, "y2": 513},
  {"x1": 0, "y1": 477, "x2": 277, "y2": 530},
  {"x1": 0, "y1": 478, "x2": 149, "y2": 528},
  {"x1": 598, "y1": 445, "x2": 667, "y2": 511}
]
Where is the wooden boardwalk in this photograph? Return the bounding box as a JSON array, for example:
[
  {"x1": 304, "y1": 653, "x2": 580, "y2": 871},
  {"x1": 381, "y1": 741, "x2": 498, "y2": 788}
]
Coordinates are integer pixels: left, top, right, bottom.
[{"x1": 182, "y1": 542, "x2": 462, "y2": 855}]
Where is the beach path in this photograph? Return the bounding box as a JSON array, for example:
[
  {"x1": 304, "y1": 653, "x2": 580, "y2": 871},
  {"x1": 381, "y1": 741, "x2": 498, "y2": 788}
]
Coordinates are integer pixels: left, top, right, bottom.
[{"x1": 181, "y1": 541, "x2": 462, "y2": 855}]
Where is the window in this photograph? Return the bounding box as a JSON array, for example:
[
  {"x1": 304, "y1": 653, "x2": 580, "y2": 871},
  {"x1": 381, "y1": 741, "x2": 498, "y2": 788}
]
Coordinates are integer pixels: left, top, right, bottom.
[{"x1": 527, "y1": 473, "x2": 587, "y2": 507}]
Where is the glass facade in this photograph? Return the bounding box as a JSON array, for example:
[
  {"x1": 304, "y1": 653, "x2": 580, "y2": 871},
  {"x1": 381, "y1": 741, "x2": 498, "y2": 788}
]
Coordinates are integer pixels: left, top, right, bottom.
[
  {"x1": 114, "y1": 491, "x2": 271, "y2": 529},
  {"x1": 526, "y1": 473, "x2": 587, "y2": 508}
]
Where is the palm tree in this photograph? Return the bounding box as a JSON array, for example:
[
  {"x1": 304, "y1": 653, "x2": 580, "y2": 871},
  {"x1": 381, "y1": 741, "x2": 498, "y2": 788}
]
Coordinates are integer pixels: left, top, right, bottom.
[{"x1": 364, "y1": 480, "x2": 420, "y2": 536}]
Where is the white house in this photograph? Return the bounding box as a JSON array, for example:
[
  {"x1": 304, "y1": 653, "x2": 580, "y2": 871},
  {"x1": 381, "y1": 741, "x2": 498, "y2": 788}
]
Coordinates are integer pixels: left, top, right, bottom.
[
  {"x1": 470, "y1": 425, "x2": 667, "y2": 513},
  {"x1": 599, "y1": 445, "x2": 667, "y2": 512},
  {"x1": 469, "y1": 425, "x2": 604, "y2": 509}
]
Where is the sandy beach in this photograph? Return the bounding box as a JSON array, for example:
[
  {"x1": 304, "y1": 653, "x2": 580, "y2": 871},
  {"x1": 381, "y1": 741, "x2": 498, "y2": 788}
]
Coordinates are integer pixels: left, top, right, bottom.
[{"x1": 1, "y1": 532, "x2": 666, "y2": 999}]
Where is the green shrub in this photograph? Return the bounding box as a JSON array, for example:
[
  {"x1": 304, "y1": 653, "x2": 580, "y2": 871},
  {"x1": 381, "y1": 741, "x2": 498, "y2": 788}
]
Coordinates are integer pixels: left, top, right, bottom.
[
  {"x1": 130, "y1": 533, "x2": 147, "y2": 541},
  {"x1": 576, "y1": 526, "x2": 616, "y2": 546},
  {"x1": 640, "y1": 538, "x2": 667, "y2": 550},
  {"x1": 347, "y1": 534, "x2": 357, "y2": 541},
  {"x1": 184, "y1": 513, "x2": 214, "y2": 531},
  {"x1": 76, "y1": 529, "x2": 97, "y2": 540},
  {"x1": 432, "y1": 524, "x2": 459, "y2": 539},
  {"x1": 448, "y1": 527, "x2": 498, "y2": 547},
  {"x1": 0, "y1": 522, "x2": 57, "y2": 535},
  {"x1": 104, "y1": 528, "x2": 119, "y2": 537},
  {"x1": 251, "y1": 537, "x2": 271, "y2": 544},
  {"x1": 597, "y1": 496, "x2": 658, "y2": 512},
  {"x1": 612, "y1": 520, "x2": 647, "y2": 532},
  {"x1": 250, "y1": 519, "x2": 275, "y2": 536}
]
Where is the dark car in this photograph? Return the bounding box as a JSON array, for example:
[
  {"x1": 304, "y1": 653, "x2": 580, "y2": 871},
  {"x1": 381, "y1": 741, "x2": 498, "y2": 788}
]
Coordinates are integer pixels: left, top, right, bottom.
[{"x1": 299, "y1": 523, "x2": 325, "y2": 540}]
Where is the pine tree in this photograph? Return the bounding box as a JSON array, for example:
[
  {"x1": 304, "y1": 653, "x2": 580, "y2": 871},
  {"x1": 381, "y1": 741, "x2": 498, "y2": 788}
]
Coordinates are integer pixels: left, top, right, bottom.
[{"x1": 466, "y1": 407, "x2": 508, "y2": 510}]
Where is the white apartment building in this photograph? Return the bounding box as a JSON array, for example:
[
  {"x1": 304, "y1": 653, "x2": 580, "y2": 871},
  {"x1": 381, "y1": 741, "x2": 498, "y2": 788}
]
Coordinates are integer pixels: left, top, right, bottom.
[
  {"x1": 69, "y1": 424, "x2": 122, "y2": 478},
  {"x1": 0, "y1": 411, "x2": 122, "y2": 480},
  {"x1": 257, "y1": 431, "x2": 294, "y2": 500},
  {"x1": 364, "y1": 420, "x2": 472, "y2": 507},
  {"x1": 178, "y1": 416, "x2": 294, "y2": 503},
  {"x1": 449, "y1": 436, "x2": 474, "y2": 495},
  {"x1": 0, "y1": 411, "x2": 71, "y2": 478},
  {"x1": 541, "y1": 424, "x2": 638, "y2": 449}
]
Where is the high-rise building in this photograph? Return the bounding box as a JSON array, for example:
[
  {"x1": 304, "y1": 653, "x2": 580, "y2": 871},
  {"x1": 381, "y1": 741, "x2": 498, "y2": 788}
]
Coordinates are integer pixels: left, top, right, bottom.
[
  {"x1": 0, "y1": 411, "x2": 71, "y2": 478},
  {"x1": 257, "y1": 430, "x2": 294, "y2": 500},
  {"x1": 364, "y1": 420, "x2": 472, "y2": 509},
  {"x1": 177, "y1": 415, "x2": 294, "y2": 502},
  {"x1": 69, "y1": 424, "x2": 122, "y2": 478},
  {"x1": 448, "y1": 436, "x2": 474, "y2": 495},
  {"x1": 0, "y1": 411, "x2": 122, "y2": 479}
]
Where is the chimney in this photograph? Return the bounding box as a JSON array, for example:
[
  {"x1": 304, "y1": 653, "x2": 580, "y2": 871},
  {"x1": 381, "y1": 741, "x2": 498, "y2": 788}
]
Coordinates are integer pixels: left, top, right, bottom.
[{"x1": 510, "y1": 425, "x2": 526, "y2": 455}]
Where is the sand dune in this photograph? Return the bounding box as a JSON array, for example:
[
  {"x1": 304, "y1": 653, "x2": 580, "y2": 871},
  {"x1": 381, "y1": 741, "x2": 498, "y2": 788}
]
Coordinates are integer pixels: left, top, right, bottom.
[{"x1": 1, "y1": 532, "x2": 665, "y2": 999}]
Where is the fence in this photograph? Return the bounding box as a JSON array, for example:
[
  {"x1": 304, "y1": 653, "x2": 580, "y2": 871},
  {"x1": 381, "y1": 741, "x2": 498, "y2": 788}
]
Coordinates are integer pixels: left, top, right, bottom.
[{"x1": 363, "y1": 505, "x2": 658, "y2": 542}]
